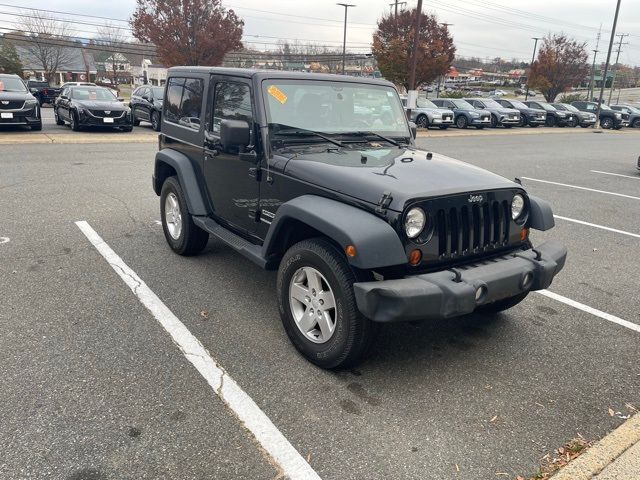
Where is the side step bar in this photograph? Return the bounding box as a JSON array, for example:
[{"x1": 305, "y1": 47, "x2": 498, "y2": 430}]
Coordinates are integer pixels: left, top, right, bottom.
[{"x1": 193, "y1": 216, "x2": 267, "y2": 268}]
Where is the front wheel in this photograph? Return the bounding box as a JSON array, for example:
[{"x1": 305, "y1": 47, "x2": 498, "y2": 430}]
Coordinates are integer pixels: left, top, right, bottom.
[
  {"x1": 633, "y1": 119, "x2": 640, "y2": 128},
  {"x1": 600, "y1": 117, "x2": 613, "y2": 129},
  {"x1": 54, "y1": 108, "x2": 65, "y2": 125},
  {"x1": 477, "y1": 292, "x2": 529, "y2": 314},
  {"x1": 456, "y1": 115, "x2": 468, "y2": 129},
  {"x1": 277, "y1": 238, "x2": 378, "y2": 369},
  {"x1": 545, "y1": 115, "x2": 556, "y2": 127},
  {"x1": 490, "y1": 115, "x2": 498, "y2": 128},
  {"x1": 151, "y1": 111, "x2": 161, "y2": 131},
  {"x1": 160, "y1": 176, "x2": 209, "y2": 256},
  {"x1": 70, "y1": 111, "x2": 81, "y2": 131}
]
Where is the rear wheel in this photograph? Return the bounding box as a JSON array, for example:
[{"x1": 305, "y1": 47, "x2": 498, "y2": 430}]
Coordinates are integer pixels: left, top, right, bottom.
[
  {"x1": 160, "y1": 176, "x2": 209, "y2": 256},
  {"x1": 456, "y1": 115, "x2": 468, "y2": 129},
  {"x1": 277, "y1": 238, "x2": 378, "y2": 369},
  {"x1": 477, "y1": 292, "x2": 529, "y2": 314}
]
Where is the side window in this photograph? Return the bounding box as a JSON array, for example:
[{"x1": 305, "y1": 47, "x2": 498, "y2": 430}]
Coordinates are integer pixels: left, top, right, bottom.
[
  {"x1": 164, "y1": 77, "x2": 204, "y2": 130},
  {"x1": 586, "y1": 104, "x2": 596, "y2": 111},
  {"x1": 211, "y1": 82, "x2": 253, "y2": 135}
]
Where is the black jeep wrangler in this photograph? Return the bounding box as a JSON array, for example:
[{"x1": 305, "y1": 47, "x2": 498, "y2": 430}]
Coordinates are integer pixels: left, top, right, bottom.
[{"x1": 153, "y1": 67, "x2": 567, "y2": 368}]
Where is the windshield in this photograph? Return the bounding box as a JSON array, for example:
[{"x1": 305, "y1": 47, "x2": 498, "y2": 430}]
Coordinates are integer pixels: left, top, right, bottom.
[
  {"x1": 450, "y1": 99, "x2": 475, "y2": 110},
  {"x1": 538, "y1": 103, "x2": 556, "y2": 111},
  {"x1": 70, "y1": 87, "x2": 116, "y2": 101},
  {"x1": 509, "y1": 100, "x2": 528, "y2": 109},
  {"x1": 482, "y1": 99, "x2": 503, "y2": 109},
  {"x1": 0, "y1": 77, "x2": 27, "y2": 92},
  {"x1": 262, "y1": 80, "x2": 410, "y2": 138},
  {"x1": 623, "y1": 105, "x2": 640, "y2": 113},
  {"x1": 152, "y1": 87, "x2": 164, "y2": 99},
  {"x1": 416, "y1": 98, "x2": 438, "y2": 109}
]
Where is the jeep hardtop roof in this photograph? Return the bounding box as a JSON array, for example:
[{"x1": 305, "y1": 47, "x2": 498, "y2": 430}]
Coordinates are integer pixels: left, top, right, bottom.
[{"x1": 167, "y1": 66, "x2": 394, "y2": 88}]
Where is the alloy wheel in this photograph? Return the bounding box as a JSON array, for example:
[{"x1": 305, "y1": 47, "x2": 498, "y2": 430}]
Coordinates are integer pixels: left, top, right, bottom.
[
  {"x1": 164, "y1": 192, "x2": 183, "y2": 240},
  {"x1": 289, "y1": 266, "x2": 337, "y2": 344}
]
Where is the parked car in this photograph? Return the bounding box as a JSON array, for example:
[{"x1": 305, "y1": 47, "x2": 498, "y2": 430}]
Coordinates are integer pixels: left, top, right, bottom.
[
  {"x1": 54, "y1": 85, "x2": 132, "y2": 132},
  {"x1": 431, "y1": 98, "x2": 491, "y2": 129},
  {"x1": 27, "y1": 80, "x2": 61, "y2": 106},
  {"x1": 401, "y1": 96, "x2": 454, "y2": 129},
  {"x1": 496, "y1": 99, "x2": 546, "y2": 127},
  {"x1": 524, "y1": 101, "x2": 574, "y2": 127},
  {"x1": 152, "y1": 67, "x2": 567, "y2": 368},
  {"x1": 551, "y1": 103, "x2": 596, "y2": 128},
  {"x1": 610, "y1": 105, "x2": 640, "y2": 128},
  {"x1": 130, "y1": 85, "x2": 165, "y2": 131},
  {"x1": 62, "y1": 82, "x2": 97, "y2": 88},
  {"x1": 464, "y1": 98, "x2": 520, "y2": 128},
  {"x1": 0, "y1": 74, "x2": 42, "y2": 130},
  {"x1": 489, "y1": 89, "x2": 508, "y2": 97},
  {"x1": 571, "y1": 101, "x2": 628, "y2": 129}
]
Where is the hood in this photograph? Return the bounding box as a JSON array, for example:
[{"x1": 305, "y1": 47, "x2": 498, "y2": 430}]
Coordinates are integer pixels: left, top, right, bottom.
[
  {"x1": 75, "y1": 100, "x2": 127, "y2": 110},
  {"x1": 0, "y1": 91, "x2": 34, "y2": 101},
  {"x1": 282, "y1": 147, "x2": 517, "y2": 211},
  {"x1": 525, "y1": 108, "x2": 546, "y2": 115},
  {"x1": 498, "y1": 108, "x2": 519, "y2": 115}
]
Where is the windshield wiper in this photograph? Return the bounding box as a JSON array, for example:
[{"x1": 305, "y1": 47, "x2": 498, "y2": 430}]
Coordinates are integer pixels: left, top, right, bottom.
[
  {"x1": 341, "y1": 131, "x2": 402, "y2": 147},
  {"x1": 273, "y1": 125, "x2": 345, "y2": 148}
]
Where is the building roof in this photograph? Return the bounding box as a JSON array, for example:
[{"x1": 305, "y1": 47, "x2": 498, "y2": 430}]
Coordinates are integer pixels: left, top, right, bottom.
[{"x1": 15, "y1": 44, "x2": 96, "y2": 73}]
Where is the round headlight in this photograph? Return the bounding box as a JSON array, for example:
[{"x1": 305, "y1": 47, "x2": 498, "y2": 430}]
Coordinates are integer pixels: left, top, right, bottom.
[
  {"x1": 511, "y1": 194, "x2": 525, "y2": 220},
  {"x1": 405, "y1": 207, "x2": 426, "y2": 239}
]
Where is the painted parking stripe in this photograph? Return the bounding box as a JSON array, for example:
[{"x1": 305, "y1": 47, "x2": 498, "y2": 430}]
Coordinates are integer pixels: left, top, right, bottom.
[
  {"x1": 590, "y1": 170, "x2": 640, "y2": 181},
  {"x1": 537, "y1": 290, "x2": 640, "y2": 334},
  {"x1": 75, "y1": 221, "x2": 321, "y2": 480},
  {"x1": 521, "y1": 177, "x2": 640, "y2": 201},
  {"x1": 554, "y1": 215, "x2": 640, "y2": 239}
]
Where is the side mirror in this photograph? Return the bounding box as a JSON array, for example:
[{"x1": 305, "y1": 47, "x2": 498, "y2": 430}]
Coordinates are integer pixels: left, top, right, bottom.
[
  {"x1": 59, "y1": 94, "x2": 68, "y2": 100},
  {"x1": 220, "y1": 119, "x2": 250, "y2": 148},
  {"x1": 117, "y1": 97, "x2": 124, "y2": 102},
  {"x1": 408, "y1": 121, "x2": 417, "y2": 139}
]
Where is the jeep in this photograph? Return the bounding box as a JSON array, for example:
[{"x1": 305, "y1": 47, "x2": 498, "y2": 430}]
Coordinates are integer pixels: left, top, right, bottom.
[{"x1": 152, "y1": 67, "x2": 567, "y2": 369}]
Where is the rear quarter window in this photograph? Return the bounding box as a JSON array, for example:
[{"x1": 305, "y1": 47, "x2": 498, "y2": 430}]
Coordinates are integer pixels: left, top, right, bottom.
[{"x1": 164, "y1": 77, "x2": 204, "y2": 130}]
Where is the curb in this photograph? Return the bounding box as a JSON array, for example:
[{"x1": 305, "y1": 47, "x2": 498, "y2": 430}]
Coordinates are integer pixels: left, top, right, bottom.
[
  {"x1": 0, "y1": 133, "x2": 157, "y2": 145},
  {"x1": 415, "y1": 128, "x2": 632, "y2": 139},
  {"x1": 552, "y1": 414, "x2": 640, "y2": 479}
]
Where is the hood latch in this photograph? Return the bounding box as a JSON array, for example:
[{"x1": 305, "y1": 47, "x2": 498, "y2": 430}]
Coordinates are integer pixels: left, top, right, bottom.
[{"x1": 376, "y1": 191, "x2": 393, "y2": 215}]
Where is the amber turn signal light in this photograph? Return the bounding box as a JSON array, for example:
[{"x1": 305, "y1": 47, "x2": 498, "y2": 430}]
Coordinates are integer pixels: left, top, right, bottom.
[
  {"x1": 345, "y1": 245, "x2": 357, "y2": 257},
  {"x1": 408, "y1": 249, "x2": 422, "y2": 266},
  {"x1": 520, "y1": 228, "x2": 529, "y2": 241}
]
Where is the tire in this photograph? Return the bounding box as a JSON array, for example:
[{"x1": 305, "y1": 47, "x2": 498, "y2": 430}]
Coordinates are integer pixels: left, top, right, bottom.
[
  {"x1": 151, "y1": 111, "x2": 161, "y2": 131},
  {"x1": 600, "y1": 117, "x2": 613, "y2": 129},
  {"x1": 633, "y1": 119, "x2": 640, "y2": 128},
  {"x1": 456, "y1": 115, "x2": 468, "y2": 129},
  {"x1": 54, "y1": 108, "x2": 65, "y2": 125},
  {"x1": 545, "y1": 115, "x2": 556, "y2": 127},
  {"x1": 519, "y1": 115, "x2": 528, "y2": 127},
  {"x1": 490, "y1": 115, "x2": 498, "y2": 128},
  {"x1": 70, "y1": 111, "x2": 81, "y2": 131},
  {"x1": 415, "y1": 114, "x2": 428, "y2": 129},
  {"x1": 477, "y1": 292, "x2": 529, "y2": 314},
  {"x1": 160, "y1": 176, "x2": 209, "y2": 256},
  {"x1": 568, "y1": 118, "x2": 578, "y2": 128},
  {"x1": 277, "y1": 238, "x2": 379, "y2": 369}
]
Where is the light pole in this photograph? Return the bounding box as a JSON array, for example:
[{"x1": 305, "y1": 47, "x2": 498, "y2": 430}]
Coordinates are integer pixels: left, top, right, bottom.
[
  {"x1": 337, "y1": 3, "x2": 356, "y2": 75},
  {"x1": 525, "y1": 37, "x2": 541, "y2": 101},
  {"x1": 595, "y1": 0, "x2": 622, "y2": 128},
  {"x1": 588, "y1": 49, "x2": 599, "y2": 101}
]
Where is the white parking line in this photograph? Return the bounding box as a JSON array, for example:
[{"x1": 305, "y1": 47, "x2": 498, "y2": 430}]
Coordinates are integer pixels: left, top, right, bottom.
[
  {"x1": 554, "y1": 215, "x2": 640, "y2": 239},
  {"x1": 590, "y1": 170, "x2": 640, "y2": 181},
  {"x1": 521, "y1": 177, "x2": 640, "y2": 201},
  {"x1": 536, "y1": 290, "x2": 640, "y2": 334},
  {"x1": 75, "y1": 220, "x2": 321, "y2": 480}
]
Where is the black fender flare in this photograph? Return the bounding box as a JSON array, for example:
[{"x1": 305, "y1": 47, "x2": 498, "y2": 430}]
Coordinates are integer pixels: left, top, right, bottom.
[
  {"x1": 153, "y1": 149, "x2": 209, "y2": 215},
  {"x1": 263, "y1": 195, "x2": 408, "y2": 269},
  {"x1": 528, "y1": 195, "x2": 555, "y2": 231}
]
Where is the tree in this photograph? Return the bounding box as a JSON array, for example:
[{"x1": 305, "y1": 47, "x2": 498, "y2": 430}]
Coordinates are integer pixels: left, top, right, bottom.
[
  {"x1": 528, "y1": 34, "x2": 589, "y2": 102},
  {"x1": 372, "y1": 9, "x2": 455, "y2": 90},
  {"x1": 0, "y1": 38, "x2": 23, "y2": 75},
  {"x1": 130, "y1": 0, "x2": 243, "y2": 67},
  {"x1": 14, "y1": 11, "x2": 75, "y2": 83},
  {"x1": 95, "y1": 23, "x2": 129, "y2": 90}
]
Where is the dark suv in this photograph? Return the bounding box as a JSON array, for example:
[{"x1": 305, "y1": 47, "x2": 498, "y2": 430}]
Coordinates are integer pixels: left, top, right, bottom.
[
  {"x1": 0, "y1": 74, "x2": 42, "y2": 130},
  {"x1": 431, "y1": 98, "x2": 491, "y2": 129},
  {"x1": 496, "y1": 99, "x2": 546, "y2": 127},
  {"x1": 610, "y1": 105, "x2": 640, "y2": 128},
  {"x1": 153, "y1": 67, "x2": 567, "y2": 368},
  {"x1": 571, "y1": 101, "x2": 627, "y2": 129},
  {"x1": 130, "y1": 85, "x2": 165, "y2": 131}
]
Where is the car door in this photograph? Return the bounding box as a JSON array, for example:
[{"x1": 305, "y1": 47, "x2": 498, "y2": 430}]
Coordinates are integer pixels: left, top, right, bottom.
[
  {"x1": 203, "y1": 77, "x2": 259, "y2": 236},
  {"x1": 130, "y1": 87, "x2": 142, "y2": 120},
  {"x1": 57, "y1": 87, "x2": 71, "y2": 120}
]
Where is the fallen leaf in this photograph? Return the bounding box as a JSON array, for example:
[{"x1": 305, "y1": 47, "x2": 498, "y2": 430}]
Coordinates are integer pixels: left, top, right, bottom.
[
  {"x1": 455, "y1": 463, "x2": 459, "y2": 472},
  {"x1": 608, "y1": 408, "x2": 615, "y2": 417},
  {"x1": 306, "y1": 453, "x2": 311, "y2": 463},
  {"x1": 200, "y1": 310, "x2": 209, "y2": 319},
  {"x1": 490, "y1": 415, "x2": 498, "y2": 423}
]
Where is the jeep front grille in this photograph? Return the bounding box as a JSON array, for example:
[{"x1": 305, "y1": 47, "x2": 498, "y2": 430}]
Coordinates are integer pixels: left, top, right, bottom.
[{"x1": 435, "y1": 200, "x2": 510, "y2": 258}]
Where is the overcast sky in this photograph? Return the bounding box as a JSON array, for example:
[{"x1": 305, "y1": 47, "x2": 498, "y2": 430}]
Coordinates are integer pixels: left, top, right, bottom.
[{"x1": 1, "y1": 0, "x2": 639, "y2": 66}]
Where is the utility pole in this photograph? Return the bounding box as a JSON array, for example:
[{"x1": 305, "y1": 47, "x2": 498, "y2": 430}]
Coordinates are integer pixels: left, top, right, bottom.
[
  {"x1": 595, "y1": 0, "x2": 622, "y2": 128},
  {"x1": 588, "y1": 26, "x2": 602, "y2": 100},
  {"x1": 337, "y1": 3, "x2": 356, "y2": 75},
  {"x1": 406, "y1": 0, "x2": 423, "y2": 120},
  {"x1": 525, "y1": 37, "x2": 541, "y2": 101},
  {"x1": 389, "y1": 0, "x2": 406, "y2": 18},
  {"x1": 435, "y1": 23, "x2": 453, "y2": 99},
  {"x1": 607, "y1": 33, "x2": 629, "y2": 104}
]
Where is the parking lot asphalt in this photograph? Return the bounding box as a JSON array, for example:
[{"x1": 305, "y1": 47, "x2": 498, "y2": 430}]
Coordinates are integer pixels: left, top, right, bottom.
[{"x1": 1, "y1": 131, "x2": 639, "y2": 479}]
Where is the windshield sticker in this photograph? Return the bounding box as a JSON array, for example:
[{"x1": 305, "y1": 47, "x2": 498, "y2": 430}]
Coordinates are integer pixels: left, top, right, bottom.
[{"x1": 267, "y1": 85, "x2": 288, "y2": 104}]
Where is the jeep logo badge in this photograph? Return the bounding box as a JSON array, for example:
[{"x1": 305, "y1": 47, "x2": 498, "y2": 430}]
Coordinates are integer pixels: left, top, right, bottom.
[{"x1": 468, "y1": 194, "x2": 484, "y2": 203}]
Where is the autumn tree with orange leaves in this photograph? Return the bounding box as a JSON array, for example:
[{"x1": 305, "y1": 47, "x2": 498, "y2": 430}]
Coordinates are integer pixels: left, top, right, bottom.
[
  {"x1": 528, "y1": 34, "x2": 589, "y2": 102},
  {"x1": 130, "y1": 0, "x2": 243, "y2": 67},
  {"x1": 372, "y1": 9, "x2": 455, "y2": 90}
]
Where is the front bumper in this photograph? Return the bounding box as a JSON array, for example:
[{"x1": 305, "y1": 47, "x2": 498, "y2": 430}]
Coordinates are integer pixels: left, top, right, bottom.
[
  {"x1": 528, "y1": 117, "x2": 546, "y2": 125},
  {"x1": 470, "y1": 116, "x2": 491, "y2": 125},
  {"x1": 0, "y1": 106, "x2": 41, "y2": 126},
  {"x1": 78, "y1": 110, "x2": 132, "y2": 127},
  {"x1": 499, "y1": 116, "x2": 520, "y2": 125},
  {"x1": 354, "y1": 240, "x2": 567, "y2": 323}
]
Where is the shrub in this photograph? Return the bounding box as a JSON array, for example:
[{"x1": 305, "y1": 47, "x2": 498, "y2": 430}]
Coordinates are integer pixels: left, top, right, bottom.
[
  {"x1": 558, "y1": 93, "x2": 585, "y2": 103},
  {"x1": 439, "y1": 90, "x2": 466, "y2": 98}
]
